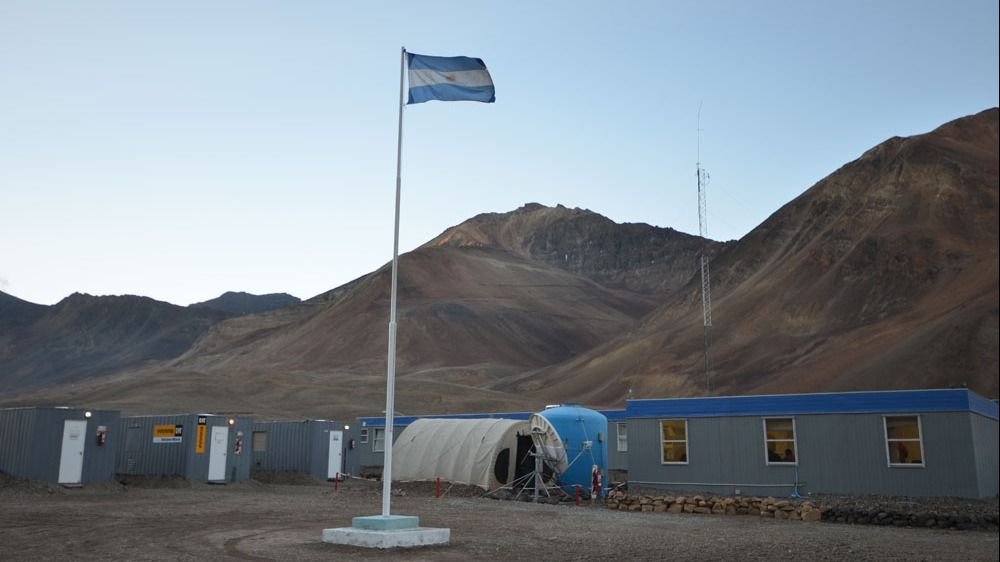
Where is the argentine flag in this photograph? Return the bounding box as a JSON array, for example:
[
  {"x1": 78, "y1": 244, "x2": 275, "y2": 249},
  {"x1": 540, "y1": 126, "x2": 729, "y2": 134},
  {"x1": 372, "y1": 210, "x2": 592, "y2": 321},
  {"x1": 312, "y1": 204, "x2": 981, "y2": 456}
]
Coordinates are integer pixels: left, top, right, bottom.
[{"x1": 407, "y1": 53, "x2": 495, "y2": 105}]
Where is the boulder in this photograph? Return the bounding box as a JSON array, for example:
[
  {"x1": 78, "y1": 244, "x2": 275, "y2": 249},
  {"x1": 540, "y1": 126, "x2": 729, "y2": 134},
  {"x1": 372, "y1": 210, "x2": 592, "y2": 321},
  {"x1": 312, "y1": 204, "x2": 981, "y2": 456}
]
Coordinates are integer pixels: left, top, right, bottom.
[{"x1": 802, "y1": 509, "x2": 822, "y2": 522}]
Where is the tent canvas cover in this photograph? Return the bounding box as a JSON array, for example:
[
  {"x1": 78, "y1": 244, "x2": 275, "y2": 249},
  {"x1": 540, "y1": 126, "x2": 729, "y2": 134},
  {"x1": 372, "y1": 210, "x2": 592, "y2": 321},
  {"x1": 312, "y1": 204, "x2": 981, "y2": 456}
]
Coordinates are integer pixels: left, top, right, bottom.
[{"x1": 391, "y1": 418, "x2": 531, "y2": 490}]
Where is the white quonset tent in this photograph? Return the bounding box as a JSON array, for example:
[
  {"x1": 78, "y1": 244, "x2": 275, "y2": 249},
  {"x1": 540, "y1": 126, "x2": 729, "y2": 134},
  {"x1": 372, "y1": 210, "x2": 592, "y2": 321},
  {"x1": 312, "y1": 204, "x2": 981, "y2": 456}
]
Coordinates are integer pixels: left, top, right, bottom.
[{"x1": 391, "y1": 418, "x2": 533, "y2": 490}]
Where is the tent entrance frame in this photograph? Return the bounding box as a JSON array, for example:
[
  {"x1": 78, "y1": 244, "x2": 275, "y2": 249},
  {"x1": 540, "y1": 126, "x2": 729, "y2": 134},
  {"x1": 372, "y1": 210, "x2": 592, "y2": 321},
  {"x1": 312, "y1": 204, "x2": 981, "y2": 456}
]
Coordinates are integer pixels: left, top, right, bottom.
[{"x1": 483, "y1": 430, "x2": 568, "y2": 502}]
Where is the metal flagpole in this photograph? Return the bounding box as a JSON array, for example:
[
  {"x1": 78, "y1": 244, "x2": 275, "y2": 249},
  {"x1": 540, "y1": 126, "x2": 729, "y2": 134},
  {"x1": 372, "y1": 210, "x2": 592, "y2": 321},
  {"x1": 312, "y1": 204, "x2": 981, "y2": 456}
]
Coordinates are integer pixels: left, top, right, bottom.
[{"x1": 381, "y1": 46, "x2": 406, "y2": 518}]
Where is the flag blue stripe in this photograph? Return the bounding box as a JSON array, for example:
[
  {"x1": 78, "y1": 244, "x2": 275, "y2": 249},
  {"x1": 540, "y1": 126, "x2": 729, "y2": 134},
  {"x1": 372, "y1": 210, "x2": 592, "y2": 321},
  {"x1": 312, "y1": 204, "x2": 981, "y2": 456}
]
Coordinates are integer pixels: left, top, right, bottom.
[
  {"x1": 407, "y1": 53, "x2": 486, "y2": 72},
  {"x1": 408, "y1": 83, "x2": 495, "y2": 104}
]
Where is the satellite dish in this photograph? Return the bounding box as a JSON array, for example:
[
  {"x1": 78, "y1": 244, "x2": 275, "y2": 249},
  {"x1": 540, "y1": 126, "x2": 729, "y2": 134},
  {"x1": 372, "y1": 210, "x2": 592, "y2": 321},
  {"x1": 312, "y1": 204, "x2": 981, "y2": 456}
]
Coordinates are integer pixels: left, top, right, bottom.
[{"x1": 529, "y1": 413, "x2": 568, "y2": 475}]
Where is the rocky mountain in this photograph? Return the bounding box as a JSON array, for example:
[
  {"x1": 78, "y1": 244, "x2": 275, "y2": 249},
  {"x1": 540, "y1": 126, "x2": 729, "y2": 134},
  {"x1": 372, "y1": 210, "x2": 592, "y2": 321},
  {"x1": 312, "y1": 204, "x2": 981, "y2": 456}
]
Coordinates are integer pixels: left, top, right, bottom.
[
  {"x1": 0, "y1": 291, "x2": 47, "y2": 332},
  {"x1": 189, "y1": 291, "x2": 300, "y2": 316},
  {"x1": 427, "y1": 203, "x2": 726, "y2": 296},
  {"x1": 0, "y1": 293, "x2": 232, "y2": 391},
  {"x1": 1, "y1": 109, "x2": 995, "y2": 418},
  {"x1": 0, "y1": 205, "x2": 719, "y2": 416},
  {"x1": 506, "y1": 108, "x2": 999, "y2": 404}
]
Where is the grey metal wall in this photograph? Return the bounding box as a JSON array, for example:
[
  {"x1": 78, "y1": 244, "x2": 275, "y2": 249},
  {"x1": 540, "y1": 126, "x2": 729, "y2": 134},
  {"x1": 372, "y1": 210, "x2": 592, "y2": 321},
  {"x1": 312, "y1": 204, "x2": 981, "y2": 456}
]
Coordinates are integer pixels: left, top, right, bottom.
[
  {"x1": 252, "y1": 421, "x2": 311, "y2": 474},
  {"x1": 344, "y1": 422, "x2": 403, "y2": 477},
  {"x1": 608, "y1": 421, "x2": 629, "y2": 473},
  {"x1": 0, "y1": 407, "x2": 119, "y2": 484},
  {"x1": 627, "y1": 412, "x2": 989, "y2": 498},
  {"x1": 117, "y1": 414, "x2": 188, "y2": 477},
  {"x1": 117, "y1": 414, "x2": 253, "y2": 481},
  {"x1": 970, "y1": 412, "x2": 999, "y2": 496},
  {"x1": 0, "y1": 408, "x2": 35, "y2": 479},
  {"x1": 252, "y1": 420, "x2": 347, "y2": 480},
  {"x1": 309, "y1": 421, "x2": 349, "y2": 480}
]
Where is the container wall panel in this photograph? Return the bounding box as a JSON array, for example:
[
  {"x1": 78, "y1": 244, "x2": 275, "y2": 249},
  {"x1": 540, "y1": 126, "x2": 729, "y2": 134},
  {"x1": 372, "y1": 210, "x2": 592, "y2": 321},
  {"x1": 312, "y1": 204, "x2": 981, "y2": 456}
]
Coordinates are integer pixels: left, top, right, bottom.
[
  {"x1": 230, "y1": 417, "x2": 254, "y2": 482},
  {"x1": 117, "y1": 415, "x2": 190, "y2": 477},
  {"x1": 252, "y1": 421, "x2": 311, "y2": 473},
  {"x1": 0, "y1": 408, "x2": 37, "y2": 480},
  {"x1": 627, "y1": 412, "x2": 982, "y2": 498},
  {"x1": 608, "y1": 421, "x2": 629, "y2": 473},
  {"x1": 970, "y1": 413, "x2": 999, "y2": 497},
  {"x1": 78, "y1": 410, "x2": 119, "y2": 483}
]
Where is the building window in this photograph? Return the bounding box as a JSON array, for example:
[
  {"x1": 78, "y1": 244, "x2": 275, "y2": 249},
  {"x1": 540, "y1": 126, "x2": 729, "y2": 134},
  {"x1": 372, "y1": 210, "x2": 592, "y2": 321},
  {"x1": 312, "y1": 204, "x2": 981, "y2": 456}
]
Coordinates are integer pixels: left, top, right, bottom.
[
  {"x1": 660, "y1": 420, "x2": 688, "y2": 464},
  {"x1": 616, "y1": 423, "x2": 628, "y2": 452},
  {"x1": 884, "y1": 416, "x2": 924, "y2": 467},
  {"x1": 359, "y1": 427, "x2": 369, "y2": 444},
  {"x1": 763, "y1": 418, "x2": 797, "y2": 465},
  {"x1": 372, "y1": 428, "x2": 385, "y2": 453},
  {"x1": 252, "y1": 431, "x2": 268, "y2": 453}
]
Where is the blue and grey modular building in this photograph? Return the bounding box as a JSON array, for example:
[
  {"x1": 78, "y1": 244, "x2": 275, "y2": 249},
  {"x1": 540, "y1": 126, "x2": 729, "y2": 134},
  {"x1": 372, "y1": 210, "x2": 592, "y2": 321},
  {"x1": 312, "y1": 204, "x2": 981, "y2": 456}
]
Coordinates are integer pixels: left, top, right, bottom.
[
  {"x1": 346, "y1": 388, "x2": 997, "y2": 499},
  {"x1": 612, "y1": 388, "x2": 998, "y2": 498}
]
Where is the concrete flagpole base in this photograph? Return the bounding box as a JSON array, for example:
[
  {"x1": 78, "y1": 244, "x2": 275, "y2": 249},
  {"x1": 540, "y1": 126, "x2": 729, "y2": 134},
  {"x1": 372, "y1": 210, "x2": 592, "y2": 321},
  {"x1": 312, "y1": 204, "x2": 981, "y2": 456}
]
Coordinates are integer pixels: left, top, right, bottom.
[{"x1": 323, "y1": 515, "x2": 450, "y2": 549}]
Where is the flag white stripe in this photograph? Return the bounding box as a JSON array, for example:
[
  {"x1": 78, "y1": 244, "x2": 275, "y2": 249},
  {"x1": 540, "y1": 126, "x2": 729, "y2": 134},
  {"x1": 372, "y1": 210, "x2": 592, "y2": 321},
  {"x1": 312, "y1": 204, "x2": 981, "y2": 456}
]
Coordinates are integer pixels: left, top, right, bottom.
[{"x1": 408, "y1": 68, "x2": 493, "y2": 89}]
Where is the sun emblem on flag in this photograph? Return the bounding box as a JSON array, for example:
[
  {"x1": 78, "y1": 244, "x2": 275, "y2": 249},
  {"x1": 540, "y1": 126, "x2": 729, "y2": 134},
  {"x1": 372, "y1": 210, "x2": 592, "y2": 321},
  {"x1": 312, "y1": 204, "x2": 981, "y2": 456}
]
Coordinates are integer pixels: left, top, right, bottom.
[{"x1": 444, "y1": 74, "x2": 456, "y2": 82}]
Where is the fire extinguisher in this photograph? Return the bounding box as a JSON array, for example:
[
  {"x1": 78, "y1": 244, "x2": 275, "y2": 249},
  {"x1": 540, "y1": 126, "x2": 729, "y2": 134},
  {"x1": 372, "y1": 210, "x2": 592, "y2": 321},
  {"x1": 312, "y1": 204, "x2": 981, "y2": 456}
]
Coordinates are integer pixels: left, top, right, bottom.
[{"x1": 234, "y1": 436, "x2": 243, "y2": 456}]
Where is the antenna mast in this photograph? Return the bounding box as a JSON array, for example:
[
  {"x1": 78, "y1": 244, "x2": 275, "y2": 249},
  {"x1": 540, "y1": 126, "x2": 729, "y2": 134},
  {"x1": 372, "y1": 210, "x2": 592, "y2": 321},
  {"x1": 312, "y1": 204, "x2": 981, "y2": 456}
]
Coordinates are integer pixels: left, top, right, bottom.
[{"x1": 697, "y1": 104, "x2": 713, "y2": 393}]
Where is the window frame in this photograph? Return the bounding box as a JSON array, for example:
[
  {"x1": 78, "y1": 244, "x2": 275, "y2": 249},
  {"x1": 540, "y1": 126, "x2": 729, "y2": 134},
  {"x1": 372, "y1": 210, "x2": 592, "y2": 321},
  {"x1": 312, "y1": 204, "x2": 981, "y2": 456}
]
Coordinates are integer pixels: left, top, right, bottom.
[
  {"x1": 883, "y1": 414, "x2": 925, "y2": 468},
  {"x1": 762, "y1": 417, "x2": 799, "y2": 466},
  {"x1": 616, "y1": 422, "x2": 628, "y2": 453},
  {"x1": 359, "y1": 427, "x2": 369, "y2": 444},
  {"x1": 372, "y1": 428, "x2": 385, "y2": 453},
  {"x1": 659, "y1": 419, "x2": 689, "y2": 465},
  {"x1": 251, "y1": 431, "x2": 268, "y2": 453}
]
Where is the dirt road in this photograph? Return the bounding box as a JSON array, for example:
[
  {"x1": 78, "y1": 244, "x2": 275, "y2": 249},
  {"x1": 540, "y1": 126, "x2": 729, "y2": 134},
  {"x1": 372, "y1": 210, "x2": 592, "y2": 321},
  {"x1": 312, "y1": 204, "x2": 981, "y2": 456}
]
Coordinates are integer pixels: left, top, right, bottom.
[{"x1": 1, "y1": 479, "x2": 997, "y2": 561}]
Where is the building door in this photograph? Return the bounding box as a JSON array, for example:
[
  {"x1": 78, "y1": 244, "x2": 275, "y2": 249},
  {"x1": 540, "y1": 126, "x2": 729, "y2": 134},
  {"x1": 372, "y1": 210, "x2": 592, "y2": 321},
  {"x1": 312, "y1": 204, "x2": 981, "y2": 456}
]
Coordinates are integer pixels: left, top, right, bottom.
[
  {"x1": 327, "y1": 430, "x2": 343, "y2": 479},
  {"x1": 58, "y1": 420, "x2": 87, "y2": 485},
  {"x1": 124, "y1": 425, "x2": 143, "y2": 474},
  {"x1": 208, "y1": 425, "x2": 229, "y2": 481}
]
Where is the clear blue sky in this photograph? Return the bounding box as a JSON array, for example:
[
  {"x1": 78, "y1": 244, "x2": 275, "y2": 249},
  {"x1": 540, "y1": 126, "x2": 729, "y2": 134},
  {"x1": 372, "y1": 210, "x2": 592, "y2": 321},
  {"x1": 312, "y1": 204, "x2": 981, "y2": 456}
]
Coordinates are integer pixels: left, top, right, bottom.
[{"x1": 2, "y1": 1, "x2": 997, "y2": 306}]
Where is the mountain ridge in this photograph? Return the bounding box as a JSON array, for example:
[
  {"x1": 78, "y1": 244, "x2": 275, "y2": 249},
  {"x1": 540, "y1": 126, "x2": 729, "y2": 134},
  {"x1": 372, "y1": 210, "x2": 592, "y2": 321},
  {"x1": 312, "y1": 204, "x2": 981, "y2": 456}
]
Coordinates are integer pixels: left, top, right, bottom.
[{"x1": 1, "y1": 108, "x2": 996, "y2": 418}]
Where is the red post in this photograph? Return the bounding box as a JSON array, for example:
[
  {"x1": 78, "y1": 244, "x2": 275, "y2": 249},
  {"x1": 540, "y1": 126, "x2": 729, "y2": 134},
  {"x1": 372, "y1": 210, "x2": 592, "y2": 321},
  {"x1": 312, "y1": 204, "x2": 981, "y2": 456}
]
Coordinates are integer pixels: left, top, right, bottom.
[
  {"x1": 575, "y1": 485, "x2": 581, "y2": 506},
  {"x1": 435, "y1": 477, "x2": 441, "y2": 498},
  {"x1": 334, "y1": 473, "x2": 340, "y2": 492}
]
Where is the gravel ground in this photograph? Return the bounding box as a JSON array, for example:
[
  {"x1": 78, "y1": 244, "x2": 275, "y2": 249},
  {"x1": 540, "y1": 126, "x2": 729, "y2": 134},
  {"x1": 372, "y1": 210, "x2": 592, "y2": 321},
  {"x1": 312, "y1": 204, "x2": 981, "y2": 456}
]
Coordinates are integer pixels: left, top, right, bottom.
[{"x1": 1, "y1": 477, "x2": 997, "y2": 561}]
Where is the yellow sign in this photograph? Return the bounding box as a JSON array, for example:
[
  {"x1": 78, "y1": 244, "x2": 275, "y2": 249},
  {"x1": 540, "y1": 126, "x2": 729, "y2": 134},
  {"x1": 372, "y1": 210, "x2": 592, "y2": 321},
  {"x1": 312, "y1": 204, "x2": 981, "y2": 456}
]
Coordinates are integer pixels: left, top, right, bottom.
[
  {"x1": 195, "y1": 422, "x2": 207, "y2": 453},
  {"x1": 153, "y1": 425, "x2": 175, "y2": 437},
  {"x1": 153, "y1": 424, "x2": 183, "y2": 443}
]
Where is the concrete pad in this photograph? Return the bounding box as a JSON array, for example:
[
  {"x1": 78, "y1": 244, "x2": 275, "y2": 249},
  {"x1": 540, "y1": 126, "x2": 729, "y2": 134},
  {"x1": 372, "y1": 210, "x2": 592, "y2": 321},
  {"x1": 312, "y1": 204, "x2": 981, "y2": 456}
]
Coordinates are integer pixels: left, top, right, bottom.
[
  {"x1": 322, "y1": 526, "x2": 450, "y2": 549},
  {"x1": 352, "y1": 514, "x2": 419, "y2": 531}
]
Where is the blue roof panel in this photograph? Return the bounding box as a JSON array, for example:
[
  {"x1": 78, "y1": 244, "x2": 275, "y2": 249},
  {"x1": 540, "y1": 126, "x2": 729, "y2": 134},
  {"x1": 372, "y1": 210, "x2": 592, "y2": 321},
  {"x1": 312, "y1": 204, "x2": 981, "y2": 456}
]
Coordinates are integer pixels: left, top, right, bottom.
[
  {"x1": 600, "y1": 409, "x2": 627, "y2": 421},
  {"x1": 626, "y1": 389, "x2": 996, "y2": 420}
]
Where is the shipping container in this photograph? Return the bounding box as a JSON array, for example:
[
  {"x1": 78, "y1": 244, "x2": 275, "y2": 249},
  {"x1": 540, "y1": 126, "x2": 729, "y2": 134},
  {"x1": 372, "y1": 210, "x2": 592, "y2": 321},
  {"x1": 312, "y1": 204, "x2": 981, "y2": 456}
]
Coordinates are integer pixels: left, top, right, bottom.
[
  {"x1": 0, "y1": 407, "x2": 120, "y2": 486},
  {"x1": 116, "y1": 413, "x2": 253, "y2": 482},
  {"x1": 251, "y1": 419, "x2": 350, "y2": 480}
]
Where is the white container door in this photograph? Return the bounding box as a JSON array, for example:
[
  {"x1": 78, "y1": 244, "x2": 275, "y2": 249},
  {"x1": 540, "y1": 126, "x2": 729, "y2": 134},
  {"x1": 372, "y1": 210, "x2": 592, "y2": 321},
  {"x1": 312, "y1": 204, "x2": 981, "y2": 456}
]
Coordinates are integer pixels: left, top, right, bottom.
[
  {"x1": 208, "y1": 425, "x2": 229, "y2": 481},
  {"x1": 58, "y1": 420, "x2": 87, "y2": 484},
  {"x1": 327, "y1": 430, "x2": 343, "y2": 479}
]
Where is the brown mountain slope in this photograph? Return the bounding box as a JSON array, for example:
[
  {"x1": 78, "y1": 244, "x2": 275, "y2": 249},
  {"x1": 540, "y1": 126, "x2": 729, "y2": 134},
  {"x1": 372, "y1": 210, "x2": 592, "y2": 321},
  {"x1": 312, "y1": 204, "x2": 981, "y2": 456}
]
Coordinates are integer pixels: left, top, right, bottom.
[
  {"x1": 176, "y1": 245, "x2": 657, "y2": 377},
  {"x1": 3, "y1": 205, "x2": 709, "y2": 417},
  {"x1": 508, "y1": 108, "x2": 999, "y2": 404},
  {"x1": 0, "y1": 293, "x2": 231, "y2": 390},
  {"x1": 427, "y1": 202, "x2": 726, "y2": 295}
]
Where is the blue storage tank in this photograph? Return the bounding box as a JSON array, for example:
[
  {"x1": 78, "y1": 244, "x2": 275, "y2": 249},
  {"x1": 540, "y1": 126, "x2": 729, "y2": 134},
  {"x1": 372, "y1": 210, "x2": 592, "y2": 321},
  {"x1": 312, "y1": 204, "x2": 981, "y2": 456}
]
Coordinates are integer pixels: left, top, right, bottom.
[{"x1": 529, "y1": 405, "x2": 608, "y2": 496}]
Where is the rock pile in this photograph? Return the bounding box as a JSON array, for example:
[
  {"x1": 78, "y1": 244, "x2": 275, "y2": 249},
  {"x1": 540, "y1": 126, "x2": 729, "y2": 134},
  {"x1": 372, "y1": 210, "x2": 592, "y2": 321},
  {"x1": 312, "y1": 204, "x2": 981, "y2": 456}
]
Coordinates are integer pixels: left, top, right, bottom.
[
  {"x1": 606, "y1": 491, "x2": 825, "y2": 522},
  {"x1": 821, "y1": 504, "x2": 998, "y2": 531},
  {"x1": 607, "y1": 491, "x2": 999, "y2": 532}
]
